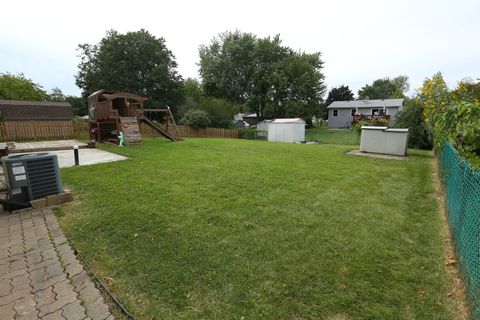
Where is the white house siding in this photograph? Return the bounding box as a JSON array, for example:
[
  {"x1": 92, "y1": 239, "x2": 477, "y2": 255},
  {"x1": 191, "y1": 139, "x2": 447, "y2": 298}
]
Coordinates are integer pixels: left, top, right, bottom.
[
  {"x1": 386, "y1": 107, "x2": 400, "y2": 122},
  {"x1": 326, "y1": 99, "x2": 404, "y2": 128},
  {"x1": 328, "y1": 107, "x2": 402, "y2": 128},
  {"x1": 328, "y1": 108, "x2": 353, "y2": 128}
]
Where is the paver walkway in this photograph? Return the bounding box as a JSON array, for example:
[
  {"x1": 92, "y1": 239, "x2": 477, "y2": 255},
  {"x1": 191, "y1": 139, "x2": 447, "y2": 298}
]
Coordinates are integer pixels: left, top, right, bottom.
[{"x1": 0, "y1": 208, "x2": 114, "y2": 319}]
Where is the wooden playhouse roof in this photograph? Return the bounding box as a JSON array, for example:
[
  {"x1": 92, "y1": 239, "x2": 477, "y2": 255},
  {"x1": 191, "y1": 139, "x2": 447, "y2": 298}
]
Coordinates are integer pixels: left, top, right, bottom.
[{"x1": 88, "y1": 90, "x2": 147, "y2": 103}]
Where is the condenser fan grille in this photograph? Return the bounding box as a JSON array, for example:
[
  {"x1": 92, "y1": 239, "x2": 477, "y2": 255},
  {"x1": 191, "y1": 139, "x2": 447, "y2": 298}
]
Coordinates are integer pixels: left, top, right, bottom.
[{"x1": 25, "y1": 158, "x2": 61, "y2": 199}]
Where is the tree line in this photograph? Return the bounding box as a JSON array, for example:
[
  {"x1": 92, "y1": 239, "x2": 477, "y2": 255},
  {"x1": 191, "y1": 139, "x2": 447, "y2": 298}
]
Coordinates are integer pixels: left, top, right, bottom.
[
  {"x1": 1, "y1": 29, "x2": 327, "y2": 127},
  {"x1": 0, "y1": 28, "x2": 413, "y2": 126},
  {"x1": 2, "y1": 28, "x2": 479, "y2": 147}
]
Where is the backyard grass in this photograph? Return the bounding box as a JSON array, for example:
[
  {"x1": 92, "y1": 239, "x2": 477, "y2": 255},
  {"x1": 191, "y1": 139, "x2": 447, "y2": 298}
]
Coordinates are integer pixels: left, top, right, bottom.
[
  {"x1": 57, "y1": 138, "x2": 457, "y2": 319},
  {"x1": 305, "y1": 127, "x2": 359, "y2": 145}
]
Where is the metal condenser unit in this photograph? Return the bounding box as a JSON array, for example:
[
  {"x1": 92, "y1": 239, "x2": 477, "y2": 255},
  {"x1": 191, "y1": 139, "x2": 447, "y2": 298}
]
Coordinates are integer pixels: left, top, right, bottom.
[{"x1": 2, "y1": 153, "x2": 63, "y2": 207}]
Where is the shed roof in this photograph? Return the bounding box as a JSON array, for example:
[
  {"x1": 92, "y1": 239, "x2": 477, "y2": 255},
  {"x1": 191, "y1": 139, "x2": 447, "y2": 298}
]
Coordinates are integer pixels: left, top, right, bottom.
[
  {"x1": 0, "y1": 100, "x2": 73, "y2": 121},
  {"x1": 327, "y1": 98, "x2": 404, "y2": 109},
  {"x1": 272, "y1": 118, "x2": 305, "y2": 124}
]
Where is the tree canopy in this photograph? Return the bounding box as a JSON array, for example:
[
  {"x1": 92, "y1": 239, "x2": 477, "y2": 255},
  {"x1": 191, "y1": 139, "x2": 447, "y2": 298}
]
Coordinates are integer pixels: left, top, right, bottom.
[
  {"x1": 358, "y1": 76, "x2": 409, "y2": 100},
  {"x1": 394, "y1": 99, "x2": 432, "y2": 149},
  {"x1": 199, "y1": 31, "x2": 326, "y2": 126},
  {"x1": 75, "y1": 29, "x2": 183, "y2": 108},
  {"x1": 320, "y1": 85, "x2": 355, "y2": 119},
  {"x1": 180, "y1": 109, "x2": 211, "y2": 128},
  {"x1": 178, "y1": 78, "x2": 239, "y2": 128},
  {"x1": 0, "y1": 73, "x2": 49, "y2": 101},
  {"x1": 452, "y1": 78, "x2": 480, "y2": 103},
  {"x1": 417, "y1": 72, "x2": 450, "y2": 126},
  {"x1": 325, "y1": 85, "x2": 354, "y2": 106}
]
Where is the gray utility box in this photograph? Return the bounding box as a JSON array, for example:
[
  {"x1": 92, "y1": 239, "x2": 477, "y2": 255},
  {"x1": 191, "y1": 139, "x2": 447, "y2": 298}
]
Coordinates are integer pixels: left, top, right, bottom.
[
  {"x1": 360, "y1": 126, "x2": 409, "y2": 156},
  {"x1": 2, "y1": 153, "x2": 63, "y2": 201}
]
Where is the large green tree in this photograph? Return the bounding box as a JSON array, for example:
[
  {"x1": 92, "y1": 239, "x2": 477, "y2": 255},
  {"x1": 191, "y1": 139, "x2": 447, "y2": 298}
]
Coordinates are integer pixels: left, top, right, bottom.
[
  {"x1": 178, "y1": 78, "x2": 238, "y2": 128},
  {"x1": 452, "y1": 78, "x2": 480, "y2": 103},
  {"x1": 394, "y1": 98, "x2": 432, "y2": 149},
  {"x1": 358, "y1": 76, "x2": 409, "y2": 99},
  {"x1": 199, "y1": 31, "x2": 325, "y2": 125},
  {"x1": 75, "y1": 29, "x2": 183, "y2": 108},
  {"x1": 321, "y1": 85, "x2": 354, "y2": 119},
  {"x1": 0, "y1": 73, "x2": 49, "y2": 101},
  {"x1": 325, "y1": 85, "x2": 354, "y2": 105}
]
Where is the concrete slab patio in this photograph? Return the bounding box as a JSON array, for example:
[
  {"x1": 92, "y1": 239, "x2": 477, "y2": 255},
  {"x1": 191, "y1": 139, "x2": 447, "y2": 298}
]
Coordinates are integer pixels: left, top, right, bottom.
[
  {"x1": 346, "y1": 149, "x2": 408, "y2": 160},
  {"x1": 0, "y1": 208, "x2": 114, "y2": 319},
  {"x1": 25, "y1": 149, "x2": 128, "y2": 169}
]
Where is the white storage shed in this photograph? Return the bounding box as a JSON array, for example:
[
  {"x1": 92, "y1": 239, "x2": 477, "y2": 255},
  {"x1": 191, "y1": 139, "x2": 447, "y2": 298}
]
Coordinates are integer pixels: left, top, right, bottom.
[
  {"x1": 360, "y1": 126, "x2": 409, "y2": 156},
  {"x1": 268, "y1": 118, "x2": 305, "y2": 143}
]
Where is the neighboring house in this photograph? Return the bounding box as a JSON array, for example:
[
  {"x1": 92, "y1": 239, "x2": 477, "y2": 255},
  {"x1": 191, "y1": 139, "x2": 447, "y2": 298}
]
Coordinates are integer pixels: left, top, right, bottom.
[
  {"x1": 233, "y1": 120, "x2": 250, "y2": 129},
  {"x1": 268, "y1": 118, "x2": 305, "y2": 143},
  {"x1": 242, "y1": 113, "x2": 259, "y2": 126},
  {"x1": 233, "y1": 113, "x2": 259, "y2": 126},
  {"x1": 327, "y1": 98, "x2": 404, "y2": 128},
  {"x1": 256, "y1": 119, "x2": 272, "y2": 131},
  {"x1": 0, "y1": 100, "x2": 73, "y2": 122},
  {"x1": 0, "y1": 99, "x2": 75, "y2": 142},
  {"x1": 256, "y1": 119, "x2": 272, "y2": 138}
]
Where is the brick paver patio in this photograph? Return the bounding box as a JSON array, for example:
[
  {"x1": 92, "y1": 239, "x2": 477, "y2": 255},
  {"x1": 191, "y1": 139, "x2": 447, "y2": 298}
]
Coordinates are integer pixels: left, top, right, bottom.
[{"x1": 0, "y1": 208, "x2": 114, "y2": 319}]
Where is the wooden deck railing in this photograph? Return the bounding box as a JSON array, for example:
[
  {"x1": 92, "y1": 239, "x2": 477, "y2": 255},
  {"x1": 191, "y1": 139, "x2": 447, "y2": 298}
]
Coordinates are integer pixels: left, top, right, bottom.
[{"x1": 352, "y1": 114, "x2": 390, "y2": 125}]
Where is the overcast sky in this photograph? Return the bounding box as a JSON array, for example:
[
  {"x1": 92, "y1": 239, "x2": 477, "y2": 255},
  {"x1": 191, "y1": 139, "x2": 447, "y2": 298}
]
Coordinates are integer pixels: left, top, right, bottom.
[{"x1": 1, "y1": 0, "x2": 479, "y2": 98}]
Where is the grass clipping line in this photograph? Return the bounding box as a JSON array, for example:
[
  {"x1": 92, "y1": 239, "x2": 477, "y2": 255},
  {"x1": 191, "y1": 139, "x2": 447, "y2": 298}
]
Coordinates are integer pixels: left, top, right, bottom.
[{"x1": 433, "y1": 157, "x2": 470, "y2": 319}]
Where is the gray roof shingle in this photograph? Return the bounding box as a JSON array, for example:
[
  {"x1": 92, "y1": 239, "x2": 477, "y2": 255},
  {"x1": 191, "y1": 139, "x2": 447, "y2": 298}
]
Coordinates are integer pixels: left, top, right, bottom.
[
  {"x1": 327, "y1": 98, "x2": 404, "y2": 109},
  {"x1": 0, "y1": 100, "x2": 73, "y2": 120}
]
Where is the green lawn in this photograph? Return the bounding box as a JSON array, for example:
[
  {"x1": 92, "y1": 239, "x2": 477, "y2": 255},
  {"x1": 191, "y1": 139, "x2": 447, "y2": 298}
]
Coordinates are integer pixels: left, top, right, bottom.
[
  {"x1": 57, "y1": 138, "x2": 457, "y2": 319},
  {"x1": 306, "y1": 127, "x2": 359, "y2": 145}
]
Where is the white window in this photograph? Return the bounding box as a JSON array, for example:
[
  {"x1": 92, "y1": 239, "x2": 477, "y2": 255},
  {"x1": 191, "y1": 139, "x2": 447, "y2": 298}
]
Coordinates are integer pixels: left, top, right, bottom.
[{"x1": 333, "y1": 109, "x2": 338, "y2": 117}]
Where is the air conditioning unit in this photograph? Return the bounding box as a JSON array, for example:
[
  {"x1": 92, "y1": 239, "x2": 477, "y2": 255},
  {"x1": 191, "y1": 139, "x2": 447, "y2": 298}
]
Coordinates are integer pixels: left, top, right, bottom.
[{"x1": 2, "y1": 153, "x2": 63, "y2": 207}]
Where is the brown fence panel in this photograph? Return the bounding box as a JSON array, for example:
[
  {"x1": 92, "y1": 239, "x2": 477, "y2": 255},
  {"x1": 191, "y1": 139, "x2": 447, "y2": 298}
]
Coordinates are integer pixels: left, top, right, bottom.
[
  {"x1": 72, "y1": 121, "x2": 90, "y2": 140},
  {"x1": 140, "y1": 123, "x2": 238, "y2": 139},
  {"x1": 0, "y1": 120, "x2": 90, "y2": 142},
  {"x1": 0, "y1": 121, "x2": 238, "y2": 142}
]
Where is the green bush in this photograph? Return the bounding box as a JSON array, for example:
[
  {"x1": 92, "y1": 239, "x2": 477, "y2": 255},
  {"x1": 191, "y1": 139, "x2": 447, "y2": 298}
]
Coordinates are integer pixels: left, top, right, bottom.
[
  {"x1": 238, "y1": 128, "x2": 257, "y2": 140},
  {"x1": 394, "y1": 100, "x2": 433, "y2": 149},
  {"x1": 197, "y1": 97, "x2": 239, "y2": 128},
  {"x1": 353, "y1": 118, "x2": 389, "y2": 136},
  {"x1": 435, "y1": 102, "x2": 480, "y2": 164},
  {"x1": 180, "y1": 109, "x2": 211, "y2": 128}
]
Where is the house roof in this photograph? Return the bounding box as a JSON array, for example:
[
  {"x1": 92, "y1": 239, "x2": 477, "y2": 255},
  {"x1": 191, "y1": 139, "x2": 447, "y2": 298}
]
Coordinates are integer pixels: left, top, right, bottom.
[
  {"x1": 327, "y1": 98, "x2": 404, "y2": 109},
  {"x1": 272, "y1": 118, "x2": 305, "y2": 124},
  {"x1": 0, "y1": 99, "x2": 73, "y2": 121}
]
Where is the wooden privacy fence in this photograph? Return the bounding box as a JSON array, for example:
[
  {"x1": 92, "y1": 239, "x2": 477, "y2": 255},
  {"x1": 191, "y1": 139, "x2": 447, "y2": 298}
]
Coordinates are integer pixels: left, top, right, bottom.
[
  {"x1": 0, "y1": 121, "x2": 89, "y2": 142},
  {"x1": 141, "y1": 124, "x2": 239, "y2": 139},
  {"x1": 0, "y1": 121, "x2": 237, "y2": 141}
]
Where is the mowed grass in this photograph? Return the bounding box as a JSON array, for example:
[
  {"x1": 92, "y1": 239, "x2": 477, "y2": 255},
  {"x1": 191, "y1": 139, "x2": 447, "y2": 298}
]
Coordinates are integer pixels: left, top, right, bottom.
[
  {"x1": 57, "y1": 138, "x2": 456, "y2": 319},
  {"x1": 306, "y1": 127, "x2": 359, "y2": 145}
]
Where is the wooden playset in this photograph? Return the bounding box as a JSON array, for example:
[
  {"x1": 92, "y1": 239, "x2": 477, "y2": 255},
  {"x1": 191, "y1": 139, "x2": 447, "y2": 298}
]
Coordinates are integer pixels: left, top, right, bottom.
[{"x1": 87, "y1": 90, "x2": 181, "y2": 144}]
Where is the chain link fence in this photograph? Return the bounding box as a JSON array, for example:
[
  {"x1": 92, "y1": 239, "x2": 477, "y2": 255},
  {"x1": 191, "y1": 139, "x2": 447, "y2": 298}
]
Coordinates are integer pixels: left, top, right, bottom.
[{"x1": 438, "y1": 142, "x2": 480, "y2": 317}]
